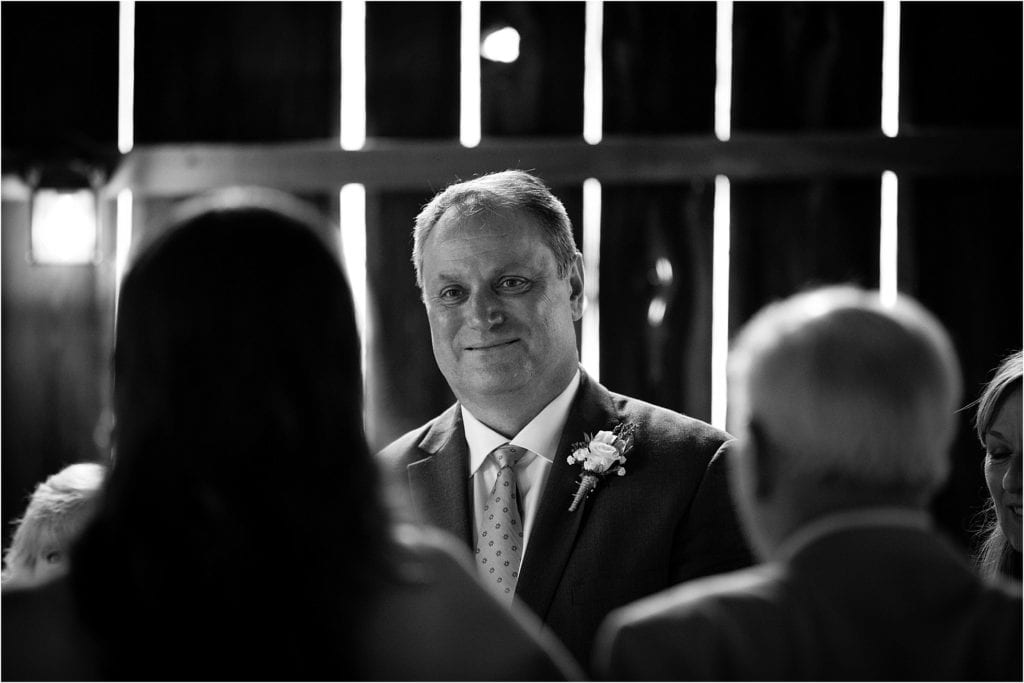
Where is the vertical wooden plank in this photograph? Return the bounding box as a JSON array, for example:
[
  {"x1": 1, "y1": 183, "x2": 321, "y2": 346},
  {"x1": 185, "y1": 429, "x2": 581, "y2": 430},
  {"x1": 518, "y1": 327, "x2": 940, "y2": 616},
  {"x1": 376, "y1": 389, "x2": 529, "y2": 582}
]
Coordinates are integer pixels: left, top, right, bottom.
[
  {"x1": 135, "y1": 2, "x2": 339, "y2": 143},
  {"x1": 603, "y1": 2, "x2": 716, "y2": 135},
  {"x1": 728, "y1": 179, "x2": 881, "y2": 333},
  {"x1": 899, "y1": 3, "x2": 1022, "y2": 552},
  {"x1": 363, "y1": 3, "x2": 459, "y2": 446},
  {"x1": 366, "y1": 2, "x2": 460, "y2": 138},
  {"x1": 365, "y1": 189, "x2": 453, "y2": 451},
  {"x1": 599, "y1": 182, "x2": 715, "y2": 421},
  {"x1": 902, "y1": 2, "x2": 1022, "y2": 130},
  {"x1": 903, "y1": 175, "x2": 1023, "y2": 551},
  {"x1": 480, "y1": 2, "x2": 585, "y2": 137},
  {"x1": 1, "y1": 2, "x2": 118, "y2": 160},
  {"x1": 593, "y1": 3, "x2": 717, "y2": 418},
  {"x1": 732, "y1": 2, "x2": 882, "y2": 131}
]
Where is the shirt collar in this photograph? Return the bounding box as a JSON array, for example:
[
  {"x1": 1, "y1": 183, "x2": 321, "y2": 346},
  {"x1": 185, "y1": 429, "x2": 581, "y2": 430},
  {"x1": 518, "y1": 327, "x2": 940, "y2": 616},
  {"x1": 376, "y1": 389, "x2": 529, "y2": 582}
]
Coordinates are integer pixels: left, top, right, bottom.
[
  {"x1": 463, "y1": 368, "x2": 582, "y2": 476},
  {"x1": 772, "y1": 506, "x2": 932, "y2": 563}
]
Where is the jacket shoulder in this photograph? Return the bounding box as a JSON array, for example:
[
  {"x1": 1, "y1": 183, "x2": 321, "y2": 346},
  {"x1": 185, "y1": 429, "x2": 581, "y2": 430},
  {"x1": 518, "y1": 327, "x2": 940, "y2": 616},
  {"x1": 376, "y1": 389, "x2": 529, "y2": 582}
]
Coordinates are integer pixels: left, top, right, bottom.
[
  {"x1": 609, "y1": 390, "x2": 732, "y2": 454},
  {"x1": 377, "y1": 422, "x2": 433, "y2": 471},
  {"x1": 607, "y1": 563, "x2": 783, "y2": 628},
  {"x1": 596, "y1": 565, "x2": 785, "y2": 679}
]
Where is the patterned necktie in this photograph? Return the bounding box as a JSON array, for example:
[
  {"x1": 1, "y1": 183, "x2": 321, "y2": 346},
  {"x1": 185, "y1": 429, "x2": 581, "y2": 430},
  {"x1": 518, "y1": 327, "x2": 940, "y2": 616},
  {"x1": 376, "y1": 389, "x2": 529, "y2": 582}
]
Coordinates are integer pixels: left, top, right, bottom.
[{"x1": 475, "y1": 444, "x2": 525, "y2": 601}]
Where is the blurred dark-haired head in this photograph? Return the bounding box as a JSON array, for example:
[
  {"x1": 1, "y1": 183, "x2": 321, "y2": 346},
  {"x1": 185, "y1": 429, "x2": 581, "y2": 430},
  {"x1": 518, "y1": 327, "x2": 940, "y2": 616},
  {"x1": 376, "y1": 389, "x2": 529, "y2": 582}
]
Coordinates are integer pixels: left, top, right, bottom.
[
  {"x1": 74, "y1": 188, "x2": 389, "y2": 679},
  {"x1": 112, "y1": 189, "x2": 364, "y2": 510}
]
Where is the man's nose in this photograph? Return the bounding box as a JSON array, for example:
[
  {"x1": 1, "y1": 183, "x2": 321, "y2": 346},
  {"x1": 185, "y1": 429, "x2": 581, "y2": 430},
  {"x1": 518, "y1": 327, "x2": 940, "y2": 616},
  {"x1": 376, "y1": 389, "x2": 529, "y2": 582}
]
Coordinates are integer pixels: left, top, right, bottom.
[
  {"x1": 1004, "y1": 452, "x2": 1022, "y2": 492},
  {"x1": 467, "y1": 289, "x2": 505, "y2": 329}
]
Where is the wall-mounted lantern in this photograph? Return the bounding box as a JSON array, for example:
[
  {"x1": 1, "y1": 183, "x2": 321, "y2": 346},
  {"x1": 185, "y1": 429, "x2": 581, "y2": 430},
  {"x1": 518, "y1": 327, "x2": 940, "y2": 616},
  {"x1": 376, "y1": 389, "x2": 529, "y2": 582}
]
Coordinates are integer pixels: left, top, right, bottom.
[{"x1": 27, "y1": 163, "x2": 104, "y2": 266}]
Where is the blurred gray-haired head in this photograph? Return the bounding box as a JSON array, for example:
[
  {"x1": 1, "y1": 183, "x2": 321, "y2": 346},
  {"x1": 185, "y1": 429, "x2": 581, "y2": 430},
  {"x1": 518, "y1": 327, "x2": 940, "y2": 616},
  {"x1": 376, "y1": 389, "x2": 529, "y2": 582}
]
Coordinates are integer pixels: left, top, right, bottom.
[{"x1": 728, "y1": 285, "x2": 961, "y2": 503}]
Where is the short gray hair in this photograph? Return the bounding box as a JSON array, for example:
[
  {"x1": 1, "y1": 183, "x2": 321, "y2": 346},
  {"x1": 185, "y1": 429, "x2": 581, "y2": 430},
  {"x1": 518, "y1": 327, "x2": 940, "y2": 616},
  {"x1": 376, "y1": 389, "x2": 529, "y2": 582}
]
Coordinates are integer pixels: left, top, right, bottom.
[
  {"x1": 728, "y1": 285, "x2": 962, "y2": 498},
  {"x1": 411, "y1": 170, "x2": 578, "y2": 288}
]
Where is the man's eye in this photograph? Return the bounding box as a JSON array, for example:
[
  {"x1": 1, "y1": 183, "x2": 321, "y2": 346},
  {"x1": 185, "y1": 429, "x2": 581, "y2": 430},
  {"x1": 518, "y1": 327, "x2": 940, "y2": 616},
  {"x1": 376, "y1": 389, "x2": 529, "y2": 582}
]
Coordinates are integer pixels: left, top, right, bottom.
[
  {"x1": 988, "y1": 450, "x2": 1011, "y2": 461},
  {"x1": 498, "y1": 277, "x2": 528, "y2": 289},
  {"x1": 43, "y1": 551, "x2": 63, "y2": 564},
  {"x1": 439, "y1": 287, "x2": 464, "y2": 300}
]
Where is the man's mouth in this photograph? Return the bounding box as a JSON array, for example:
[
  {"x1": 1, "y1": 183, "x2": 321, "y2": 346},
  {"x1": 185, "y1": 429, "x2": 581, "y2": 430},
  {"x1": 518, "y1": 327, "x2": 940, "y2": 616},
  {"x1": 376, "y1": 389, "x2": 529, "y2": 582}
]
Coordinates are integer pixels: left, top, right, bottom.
[
  {"x1": 466, "y1": 339, "x2": 519, "y2": 351},
  {"x1": 1009, "y1": 504, "x2": 1023, "y2": 519}
]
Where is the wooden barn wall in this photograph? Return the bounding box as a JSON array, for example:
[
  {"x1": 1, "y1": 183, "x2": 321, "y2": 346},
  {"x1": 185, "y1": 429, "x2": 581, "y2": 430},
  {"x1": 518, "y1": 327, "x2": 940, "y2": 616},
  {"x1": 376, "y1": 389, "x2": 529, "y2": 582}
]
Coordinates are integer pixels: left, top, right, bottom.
[{"x1": 2, "y1": 2, "x2": 1020, "y2": 555}]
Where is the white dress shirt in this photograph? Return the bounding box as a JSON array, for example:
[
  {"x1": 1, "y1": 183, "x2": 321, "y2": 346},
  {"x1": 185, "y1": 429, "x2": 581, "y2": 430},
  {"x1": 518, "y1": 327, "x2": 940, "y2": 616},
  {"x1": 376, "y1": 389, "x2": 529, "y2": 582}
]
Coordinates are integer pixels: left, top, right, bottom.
[{"x1": 462, "y1": 369, "x2": 581, "y2": 556}]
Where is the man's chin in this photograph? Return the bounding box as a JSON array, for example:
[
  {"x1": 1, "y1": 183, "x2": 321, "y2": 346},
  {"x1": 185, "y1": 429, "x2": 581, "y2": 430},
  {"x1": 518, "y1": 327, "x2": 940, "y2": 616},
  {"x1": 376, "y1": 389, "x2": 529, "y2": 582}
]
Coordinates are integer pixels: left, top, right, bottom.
[{"x1": 466, "y1": 375, "x2": 530, "y2": 398}]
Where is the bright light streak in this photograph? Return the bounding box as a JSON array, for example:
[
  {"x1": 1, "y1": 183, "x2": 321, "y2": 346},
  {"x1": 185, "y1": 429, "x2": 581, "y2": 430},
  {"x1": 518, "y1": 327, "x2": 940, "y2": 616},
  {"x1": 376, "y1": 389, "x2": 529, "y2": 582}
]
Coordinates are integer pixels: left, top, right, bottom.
[
  {"x1": 481, "y1": 26, "x2": 520, "y2": 63},
  {"x1": 460, "y1": 0, "x2": 481, "y2": 147},
  {"x1": 882, "y1": 0, "x2": 901, "y2": 138},
  {"x1": 711, "y1": 175, "x2": 731, "y2": 429},
  {"x1": 581, "y1": 178, "x2": 601, "y2": 381},
  {"x1": 340, "y1": 184, "x2": 368, "y2": 377},
  {"x1": 880, "y1": 171, "x2": 899, "y2": 308},
  {"x1": 114, "y1": 189, "x2": 133, "y2": 312},
  {"x1": 583, "y1": 0, "x2": 603, "y2": 145},
  {"x1": 118, "y1": 0, "x2": 135, "y2": 154},
  {"x1": 715, "y1": 0, "x2": 733, "y2": 142},
  {"x1": 647, "y1": 297, "x2": 667, "y2": 327},
  {"x1": 340, "y1": 0, "x2": 366, "y2": 150},
  {"x1": 655, "y1": 257, "x2": 674, "y2": 285}
]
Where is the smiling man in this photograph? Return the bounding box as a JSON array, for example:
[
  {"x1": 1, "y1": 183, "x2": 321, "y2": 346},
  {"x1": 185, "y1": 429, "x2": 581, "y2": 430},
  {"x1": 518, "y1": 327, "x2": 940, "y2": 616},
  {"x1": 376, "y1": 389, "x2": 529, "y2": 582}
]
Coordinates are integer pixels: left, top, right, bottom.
[{"x1": 379, "y1": 170, "x2": 751, "y2": 665}]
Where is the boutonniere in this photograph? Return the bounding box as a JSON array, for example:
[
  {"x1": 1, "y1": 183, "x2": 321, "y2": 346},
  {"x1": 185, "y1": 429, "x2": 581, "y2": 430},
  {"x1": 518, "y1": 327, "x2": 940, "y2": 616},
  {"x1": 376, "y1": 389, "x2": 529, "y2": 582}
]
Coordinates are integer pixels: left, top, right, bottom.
[{"x1": 566, "y1": 423, "x2": 638, "y2": 512}]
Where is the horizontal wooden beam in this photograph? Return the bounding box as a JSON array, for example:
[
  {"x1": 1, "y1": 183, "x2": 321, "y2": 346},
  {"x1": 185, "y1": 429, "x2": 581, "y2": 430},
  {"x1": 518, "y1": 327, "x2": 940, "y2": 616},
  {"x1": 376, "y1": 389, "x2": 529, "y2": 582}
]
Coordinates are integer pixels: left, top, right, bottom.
[{"x1": 103, "y1": 130, "x2": 1021, "y2": 197}]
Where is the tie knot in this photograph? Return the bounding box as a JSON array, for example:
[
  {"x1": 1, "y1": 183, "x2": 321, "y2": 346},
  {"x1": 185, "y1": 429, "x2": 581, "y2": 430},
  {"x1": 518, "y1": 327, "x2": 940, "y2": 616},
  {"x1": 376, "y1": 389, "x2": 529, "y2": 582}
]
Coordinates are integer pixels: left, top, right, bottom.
[{"x1": 492, "y1": 444, "x2": 523, "y2": 470}]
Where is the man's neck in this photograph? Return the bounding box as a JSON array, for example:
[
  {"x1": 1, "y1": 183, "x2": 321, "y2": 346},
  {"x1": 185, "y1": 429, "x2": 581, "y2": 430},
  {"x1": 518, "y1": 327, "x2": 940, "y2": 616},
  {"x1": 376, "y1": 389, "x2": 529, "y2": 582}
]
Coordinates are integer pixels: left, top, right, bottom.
[
  {"x1": 760, "y1": 484, "x2": 931, "y2": 559},
  {"x1": 457, "y1": 366, "x2": 580, "y2": 438},
  {"x1": 460, "y1": 402, "x2": 536, "y2": 439}
]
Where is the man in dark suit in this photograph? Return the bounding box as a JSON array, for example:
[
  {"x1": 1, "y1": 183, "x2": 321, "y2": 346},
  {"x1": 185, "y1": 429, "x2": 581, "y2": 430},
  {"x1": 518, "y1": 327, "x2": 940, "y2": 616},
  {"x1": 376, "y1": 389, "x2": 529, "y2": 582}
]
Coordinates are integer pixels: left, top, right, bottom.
[
  {"x1": 379, "y1": 170, "x2": 751, "y2": 664},
  {"x1": 595, "y1": 285, "x2": 1024, "y2": 681}
]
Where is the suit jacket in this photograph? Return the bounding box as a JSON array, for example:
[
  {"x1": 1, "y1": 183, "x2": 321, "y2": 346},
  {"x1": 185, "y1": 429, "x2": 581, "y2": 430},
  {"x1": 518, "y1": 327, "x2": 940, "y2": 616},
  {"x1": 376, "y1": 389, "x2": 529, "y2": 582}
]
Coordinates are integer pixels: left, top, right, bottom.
[
  {"x1": 1, "y1": 529, "x2": 582, "y2": 681},
  {"x1": 595, "y1": 523, "x2": 1024, "y2": 681},
  {"x1": 378, "y1": 369, "x2": 753, "y2": 664},
  {"x1": 359, "y1": 527, "x2": 582, "y2": 681}
]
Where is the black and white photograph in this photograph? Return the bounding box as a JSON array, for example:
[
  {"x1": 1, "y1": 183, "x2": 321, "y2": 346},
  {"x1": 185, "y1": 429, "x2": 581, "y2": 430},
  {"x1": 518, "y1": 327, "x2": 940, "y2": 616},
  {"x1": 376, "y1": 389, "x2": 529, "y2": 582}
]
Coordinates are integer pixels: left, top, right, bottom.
[{"x1": 2, "y1": 1, "x2": 1021, "y2": 680}]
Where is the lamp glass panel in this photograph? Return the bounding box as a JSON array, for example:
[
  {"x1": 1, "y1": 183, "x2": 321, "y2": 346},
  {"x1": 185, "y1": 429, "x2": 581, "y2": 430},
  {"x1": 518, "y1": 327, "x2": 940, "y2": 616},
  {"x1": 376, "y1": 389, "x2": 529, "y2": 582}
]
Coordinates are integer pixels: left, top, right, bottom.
[{"x1": 31, "y1": 189, "x2": 97, "y2": 264}]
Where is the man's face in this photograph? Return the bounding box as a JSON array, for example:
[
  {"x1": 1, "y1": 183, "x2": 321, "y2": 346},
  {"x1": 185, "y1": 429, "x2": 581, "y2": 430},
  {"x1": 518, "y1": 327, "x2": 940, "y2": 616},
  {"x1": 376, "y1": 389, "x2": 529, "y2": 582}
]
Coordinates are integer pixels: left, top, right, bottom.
[{"x1": 420, "y1": 208, "x2": 583, "y2": 412}]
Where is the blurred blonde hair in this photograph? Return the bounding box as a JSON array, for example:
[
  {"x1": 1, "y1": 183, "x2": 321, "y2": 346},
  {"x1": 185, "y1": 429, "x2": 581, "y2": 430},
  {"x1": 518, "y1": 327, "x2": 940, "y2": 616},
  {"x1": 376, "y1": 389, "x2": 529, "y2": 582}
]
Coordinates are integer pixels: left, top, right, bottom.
[
  {"x1": 970, "y1": 350, "x2": 1022, "y2": 580},
  {"x1": 3, "y1": 462, "x2": 106, "y2": 582}
]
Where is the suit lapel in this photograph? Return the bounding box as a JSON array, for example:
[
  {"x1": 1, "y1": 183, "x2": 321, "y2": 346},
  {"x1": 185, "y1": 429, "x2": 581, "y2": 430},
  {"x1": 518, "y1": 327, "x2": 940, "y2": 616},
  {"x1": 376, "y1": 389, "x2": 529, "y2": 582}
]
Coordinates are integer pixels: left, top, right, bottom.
[
  {"x1": 407, "y1": 404, "x2": 473, "y2": 548},
  {"x1": 516, "y1": 370, "x2": 619, "y2": 620}
]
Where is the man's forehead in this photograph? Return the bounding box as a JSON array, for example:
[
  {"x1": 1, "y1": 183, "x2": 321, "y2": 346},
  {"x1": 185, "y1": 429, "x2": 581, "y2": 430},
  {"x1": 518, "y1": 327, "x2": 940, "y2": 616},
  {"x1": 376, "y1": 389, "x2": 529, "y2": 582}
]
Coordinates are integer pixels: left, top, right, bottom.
[
  {"x1": 435, "y1": 204, "x2": 539, "y2": 237},
  {"x1": 427, "y1": 205, "x2": 550, "y2": 252},
  {"x1": 422, "y1": 208, "x2": 555, "y2": 277}
]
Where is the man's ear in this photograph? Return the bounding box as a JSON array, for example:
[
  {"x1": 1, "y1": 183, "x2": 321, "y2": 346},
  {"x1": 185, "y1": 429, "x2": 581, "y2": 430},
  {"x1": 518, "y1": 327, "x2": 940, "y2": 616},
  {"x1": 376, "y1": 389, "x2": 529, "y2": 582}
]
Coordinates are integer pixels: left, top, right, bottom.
[
  {"x1": 747, "y1": 419, "x2": 779, "y2": 500},
  {"x1": 568, "y1": 251, "x2": 585, "y2": 321}
]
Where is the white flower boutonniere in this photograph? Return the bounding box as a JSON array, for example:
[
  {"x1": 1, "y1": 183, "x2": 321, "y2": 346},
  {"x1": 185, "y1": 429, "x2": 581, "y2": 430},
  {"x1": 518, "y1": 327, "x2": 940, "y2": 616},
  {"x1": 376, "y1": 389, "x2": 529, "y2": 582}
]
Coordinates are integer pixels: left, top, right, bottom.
[{"x1": 566, "y1": 423, "x2": 638, "y2": 512}]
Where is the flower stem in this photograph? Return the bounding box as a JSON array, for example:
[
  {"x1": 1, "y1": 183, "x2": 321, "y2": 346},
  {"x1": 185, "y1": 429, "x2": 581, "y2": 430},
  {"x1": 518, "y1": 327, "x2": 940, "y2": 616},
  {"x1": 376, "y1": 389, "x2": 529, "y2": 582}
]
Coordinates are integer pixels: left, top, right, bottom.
[{"x1": 569, "y1": 473, "x2": 600, "y2": 512}]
